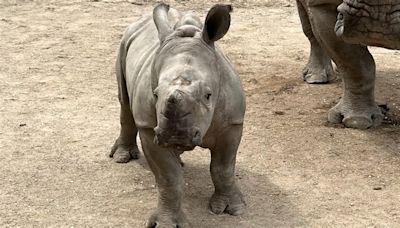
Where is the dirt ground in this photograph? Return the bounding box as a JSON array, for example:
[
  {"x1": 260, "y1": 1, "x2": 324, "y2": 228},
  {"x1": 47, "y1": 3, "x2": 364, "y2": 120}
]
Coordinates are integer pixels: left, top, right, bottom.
[{"x1": 1, "y1": 0, "x2": 400, "y2": 227}]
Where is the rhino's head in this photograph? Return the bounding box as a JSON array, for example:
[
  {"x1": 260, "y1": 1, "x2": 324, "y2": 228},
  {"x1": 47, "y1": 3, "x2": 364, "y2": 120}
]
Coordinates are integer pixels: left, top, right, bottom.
[{"x1": 151, "y1": 3, "x2": 232, "y2": 150}]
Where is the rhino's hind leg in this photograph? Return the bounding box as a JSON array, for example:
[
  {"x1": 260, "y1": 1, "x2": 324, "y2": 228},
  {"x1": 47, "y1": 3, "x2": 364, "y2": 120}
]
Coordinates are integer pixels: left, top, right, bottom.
[
  {"x1": 308, "y1": 4, "x2": 383, "y2": 129},
  {"x1": 209, "y1": 125, "x2": 245, "y2": 216},
  {"x1": 297, "y1": 0, "x2": 335, "y2": 84},
  {"x1": 110, "y1": 104, "x2": 140, "y2": 163}
]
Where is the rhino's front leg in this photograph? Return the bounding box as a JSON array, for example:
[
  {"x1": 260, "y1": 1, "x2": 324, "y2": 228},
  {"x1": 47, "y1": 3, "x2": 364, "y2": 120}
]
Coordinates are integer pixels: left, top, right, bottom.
[
  {"x1": 308, "y1": 5, "x2": 383, "y2": 129},
  {"x1": 139, "y1": 129, "x2": 190, "y2": 228},
  {"x1": 110, "y1": 104, "x2": 140, "y2": 163},
  {"x1": 209, "y1": 124, "x2": 245, "y2": 216}
]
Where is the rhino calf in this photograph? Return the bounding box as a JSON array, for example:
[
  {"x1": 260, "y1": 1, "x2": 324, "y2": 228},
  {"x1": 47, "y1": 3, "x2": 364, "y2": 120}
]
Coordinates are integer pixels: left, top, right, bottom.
[{"x1": 110, "y1": 3, "x2": 246, "y2": 227}]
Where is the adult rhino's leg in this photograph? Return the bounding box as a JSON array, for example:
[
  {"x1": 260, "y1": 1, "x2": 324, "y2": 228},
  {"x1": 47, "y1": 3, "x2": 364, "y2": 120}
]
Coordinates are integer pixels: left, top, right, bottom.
[
  {"x1": 139, "y1": 129, "x2": 190, "y2": 228},
  {"x1": 110, "y1": 48, "x2": 140, "y2": 163},
  {"x1": 297, "y1": 0, "x2": 334, "y2": 84},
  {"x1": 209, "y1": 125, "x2": 245, "y2": 216},
  {"x1": 308, "y1": 4, "x2": 383, "y2": 129}
]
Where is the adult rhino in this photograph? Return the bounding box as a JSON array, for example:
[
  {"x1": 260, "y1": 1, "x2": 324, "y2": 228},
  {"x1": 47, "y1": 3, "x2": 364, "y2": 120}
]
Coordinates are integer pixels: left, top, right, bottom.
[
  {"x1": 297, "y1": 0, "x2": 400, "y2": 129},
  {"x1": 110, "y1": 3, "x2": 246, "y2": 227}
]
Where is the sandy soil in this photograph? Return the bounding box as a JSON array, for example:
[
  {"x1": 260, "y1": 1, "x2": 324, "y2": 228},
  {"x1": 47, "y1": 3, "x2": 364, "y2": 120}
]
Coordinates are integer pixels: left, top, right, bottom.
[{"x1": 1, "y1": 0, "x2": 400, "y2": 227}]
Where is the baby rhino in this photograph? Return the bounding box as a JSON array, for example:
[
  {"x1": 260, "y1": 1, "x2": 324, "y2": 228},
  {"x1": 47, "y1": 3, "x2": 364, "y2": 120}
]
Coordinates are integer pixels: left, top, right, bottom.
[{"x1": 110, "y1": 3, "x2": 246, "y2": 227}]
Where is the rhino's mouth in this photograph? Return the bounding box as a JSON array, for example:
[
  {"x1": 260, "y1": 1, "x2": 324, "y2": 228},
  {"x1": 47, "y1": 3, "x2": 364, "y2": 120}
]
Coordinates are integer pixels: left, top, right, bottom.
[
  {"x1": 171, "y1": 144, "x2": 196, "y2": 151},
  {"x1": 153, "y1": 126, "x2": 202, "y2": 150}
]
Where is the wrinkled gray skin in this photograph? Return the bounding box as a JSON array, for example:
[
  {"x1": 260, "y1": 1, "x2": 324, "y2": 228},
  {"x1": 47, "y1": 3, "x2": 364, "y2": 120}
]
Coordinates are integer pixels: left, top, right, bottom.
[
  {"x1": 110, "y1": 4, "x2": 246, "y2": 227},
  {"x1": 335, "y1": 0, "x2": 400, "y2": 50},
  {"x1": 297, "y1": 0, "x2": 385, "y2": 129}
]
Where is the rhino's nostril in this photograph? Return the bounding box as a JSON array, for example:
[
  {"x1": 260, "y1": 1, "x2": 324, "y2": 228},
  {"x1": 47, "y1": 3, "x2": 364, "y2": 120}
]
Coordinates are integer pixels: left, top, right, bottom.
[
  {"x1": 337, "y1": 12, "x2": 344, "y2": 21},
  {"x1": 192, "y1": 130, "x2": 202, "y2": 145}
]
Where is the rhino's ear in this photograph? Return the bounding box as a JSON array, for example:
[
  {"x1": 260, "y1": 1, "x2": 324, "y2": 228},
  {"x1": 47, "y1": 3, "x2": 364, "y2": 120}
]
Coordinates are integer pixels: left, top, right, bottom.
[
  {"x1": 202, "y1": 4, "x2": 232, "y2": 45},
  {"x1": 153, "y1": 3, "x2": 173, "y2": 42}
]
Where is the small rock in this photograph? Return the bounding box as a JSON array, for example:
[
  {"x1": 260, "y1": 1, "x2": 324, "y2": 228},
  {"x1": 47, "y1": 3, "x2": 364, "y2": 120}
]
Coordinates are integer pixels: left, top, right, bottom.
[
  {"x1": 19, "y1": 123, "x2": 26, "y2": 127},
  {"x1": 273, "y1": 111, "x2": 285, "y2": 115},
  {"x1": 373, "y1": 186, "x2": 382, "y2": 190},
  {"x1": 248, "y1": 78, "x2": 258, "y2": 84},
  {"x1": 127, "y1": 0, "x2": 144, "y2": 5}
]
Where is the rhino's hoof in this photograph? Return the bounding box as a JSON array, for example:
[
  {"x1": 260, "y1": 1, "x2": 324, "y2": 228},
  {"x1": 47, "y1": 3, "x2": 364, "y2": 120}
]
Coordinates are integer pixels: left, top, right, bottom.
[
  {"x1": 328, "y1": 102, "x2": 383, "y2": 129},
  {"x1": 146, "y1": 210, "x2": 190, "y2": 228},
  {"x1": 209, "y1": 190, "x2": 245, "y2": 216},
  {"x1": 343, "y1": 116, "x2": 373, "y2": 129},
  {"x1": 109, "y1": 142, "x2": 139, "y2": 163},
  {"x1": 302, "y1": 64, "x2": 335, "y2": 84}
]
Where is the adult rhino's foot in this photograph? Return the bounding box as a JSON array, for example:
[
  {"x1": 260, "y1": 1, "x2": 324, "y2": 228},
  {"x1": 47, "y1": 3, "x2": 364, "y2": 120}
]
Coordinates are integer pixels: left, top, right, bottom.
[
  {"x1": 209, "y1": 188, "x2": 245, "y2": 216},
  {"x1": 328, "y1": 98, "x2": 384, "y2": 129},
  {"x1": 303, "y1": 62, "x2": 335, "y2": 84},
  {"x1": 146, "y1": 209, "x2": 190, "y2": 228},
  {"x1": 109, "y1": 140, "x2": 139, "y2": 163}
]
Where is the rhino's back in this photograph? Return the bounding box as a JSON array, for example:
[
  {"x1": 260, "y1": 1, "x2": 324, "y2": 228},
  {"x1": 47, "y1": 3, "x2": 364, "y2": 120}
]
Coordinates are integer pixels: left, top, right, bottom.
[{"x1": 123, "y1": 15, "x2": 158, "y2": 101}]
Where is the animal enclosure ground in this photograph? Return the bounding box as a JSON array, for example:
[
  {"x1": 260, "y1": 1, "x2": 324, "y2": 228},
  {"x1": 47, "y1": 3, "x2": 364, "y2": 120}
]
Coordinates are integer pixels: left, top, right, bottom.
[{"x1": 1, "y1": 0, "x2": 400, "y2": 227}]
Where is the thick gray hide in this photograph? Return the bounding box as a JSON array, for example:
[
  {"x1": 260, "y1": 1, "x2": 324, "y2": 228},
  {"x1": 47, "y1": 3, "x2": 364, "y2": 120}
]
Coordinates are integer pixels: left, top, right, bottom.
[
  {"x1": 110, "y1": 4, "x2": 245, "y2": 227},
  {"x1": 335, "y1": 0, "x2": 400, "y2": 50}
]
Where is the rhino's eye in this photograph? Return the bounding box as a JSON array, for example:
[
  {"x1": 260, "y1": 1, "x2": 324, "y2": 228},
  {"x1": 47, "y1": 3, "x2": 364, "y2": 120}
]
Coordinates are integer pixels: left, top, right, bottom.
[
  {"x1": 153, "y1": 88, "x2": 159, "y2": 99},
  {"x1": 205, "y1": 93, "x2": 211, "y2": 101}
]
